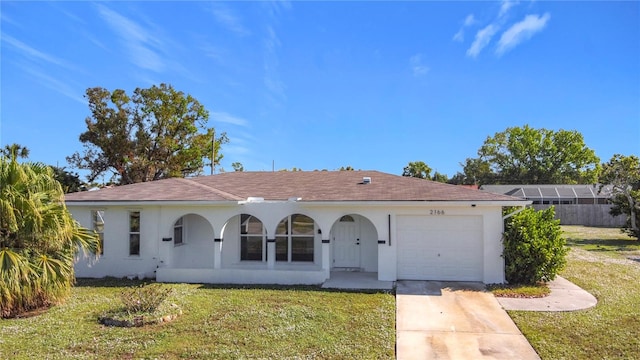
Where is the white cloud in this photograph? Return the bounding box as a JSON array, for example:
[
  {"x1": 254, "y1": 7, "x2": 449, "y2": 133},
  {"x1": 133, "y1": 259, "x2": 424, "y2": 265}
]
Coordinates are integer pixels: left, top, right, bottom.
[
  {"x1": 496, "y1": 13, "x2": 551, "y2": 55},
  {"x1": 464, "y1": 14, "x2": 476, "y2": 27},
  {"x1": 20, "y1": 65, "x2": 84, "y2": 104},
  {"x1": 2, "y1": 33, "x2": 76, "y2": 70},
  {"x1": 466, "y1": 24, "x2": 498, "y2": 58},
  {"x1": 210, "y1": 3, "x2": 250, "y2": 36},
  {"x1": 499, "y1": 0, "x2": 518, "y2": 18},
  {"x1": 452, "y1": 13, "x2": 476, "y2": 42},
  {"x1": 211, "y1": 112, "x2": 249, "y2": 127},
  {"x1": 265, "y1": 0, "x2": 292, "y2": 18},
  {"x1": 263, "y1": 25, "x2": 286, "y2": 106},
  {"x1": 1, "y1": 13, "x2": 20, "y2": 27},
  {"x1": 453, "y1": 29, "x2": 464, "y2": 42},
  {"x1": 96, "y1": 4, "x2": 165, "y2": 72},
  {"x1": 410, "y1": 54, "x2": 429, "y2": 77}
]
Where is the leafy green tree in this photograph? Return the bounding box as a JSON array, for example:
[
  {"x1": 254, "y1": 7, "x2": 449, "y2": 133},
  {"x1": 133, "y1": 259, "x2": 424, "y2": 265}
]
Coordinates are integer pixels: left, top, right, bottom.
[
  {"x1": 0, "y1": 154, "x2": 99, "y2": 318},
  {"x1": 402, "y1": 161, "x2": 432, "y2": 179},
  {"x1": 231, "y1": 162, "x2": 244, "y2": 172},
  {"x1": 431, "y1": 171, "x2": 448, "y2": 183},
  {"x1": 67, "y1": 84, "x2": 228, "y2": 185},
  {"x1": 600, "y1": 154, "x2": 640, "y2": 239},
  {"x1": 464, "y1": 125, "x2": 600, "y2": 185},
  {"x1": 447, "y1": 172, "x2": 468, "y2": 185},
  {"x1": 1, "y1": 143, "x2": 30, "y2": 159},
  {"x1": 339, "y1": 166, "x2": 355, "y2": 171},
  {"x1": 503, "y1": 207, "x2": 568, "y2": 285},
  {"x1": 461, "y1": 157, "x2": 496, "y2": 185},
  {"x1": 51, "y1": 166, "x2": 86, "y2": 193}
]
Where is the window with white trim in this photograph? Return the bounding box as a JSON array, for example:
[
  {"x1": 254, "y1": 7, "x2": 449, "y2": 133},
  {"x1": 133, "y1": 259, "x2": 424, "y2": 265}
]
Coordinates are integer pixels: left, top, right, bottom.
[
  {"x1": 276, "y1": 214, "x2": 315, "y2": 262},
  {"x1": 91, "y1": 210, "x2": 105, "y2": 255},
  {"x1": 240, "y1": 214, "x2": 266, "y2": 261},
  {"x1": 129, "y1": 211, "x2": 140, "y2": 256},
  {"x1": 174, "y1": 217, "x2": 184, "y2": 245}
]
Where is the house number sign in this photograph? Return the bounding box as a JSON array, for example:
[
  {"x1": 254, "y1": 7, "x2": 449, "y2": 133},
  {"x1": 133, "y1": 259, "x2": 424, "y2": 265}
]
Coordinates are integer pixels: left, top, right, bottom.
[{"x1": 429, "y1": 210, "x2": 445, "y2": 215}]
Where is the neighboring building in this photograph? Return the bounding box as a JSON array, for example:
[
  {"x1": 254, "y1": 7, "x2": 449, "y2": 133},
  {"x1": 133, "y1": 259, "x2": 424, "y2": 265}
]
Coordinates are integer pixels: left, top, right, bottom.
[
  {"x1": 66, "y1": 171, "x2": 528, "y2": 285},
  {"x1": 479, "y1": 184, "x2": 612, "y2": 205},
  {"x1": 480, "y1": 184, "x2": 624, "y2": 227}
]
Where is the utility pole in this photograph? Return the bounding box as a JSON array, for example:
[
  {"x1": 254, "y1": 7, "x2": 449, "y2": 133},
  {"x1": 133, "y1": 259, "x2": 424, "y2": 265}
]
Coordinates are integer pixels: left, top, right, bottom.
[{"x1": 211, "y1": 130, "x2": 215, "y2": 175}]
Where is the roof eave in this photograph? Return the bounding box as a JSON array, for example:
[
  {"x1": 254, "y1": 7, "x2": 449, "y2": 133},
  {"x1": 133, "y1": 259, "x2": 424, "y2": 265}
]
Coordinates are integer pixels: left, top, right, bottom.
[
  {"x1": 298, "y1": 200, "x2": 532, "y2": 207},
  {"x1": 65, "y1": 200, "x2": 239, "y2": 207}
]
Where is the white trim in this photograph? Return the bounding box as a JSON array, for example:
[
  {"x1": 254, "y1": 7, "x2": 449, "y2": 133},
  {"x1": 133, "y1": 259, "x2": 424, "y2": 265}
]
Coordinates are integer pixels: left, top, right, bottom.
[{"x1": 66, "y1": 200, "x2": 530, "y2": 207}]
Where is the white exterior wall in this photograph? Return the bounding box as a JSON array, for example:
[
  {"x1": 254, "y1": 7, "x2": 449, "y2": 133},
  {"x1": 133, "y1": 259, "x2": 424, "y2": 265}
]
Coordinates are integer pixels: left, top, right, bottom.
[
  {"x1": 70, "y1": 201, "x2": 507, "y2": 284},
  {"x1": 72, "y1": 206, "x2": 161, "y2": 279}
]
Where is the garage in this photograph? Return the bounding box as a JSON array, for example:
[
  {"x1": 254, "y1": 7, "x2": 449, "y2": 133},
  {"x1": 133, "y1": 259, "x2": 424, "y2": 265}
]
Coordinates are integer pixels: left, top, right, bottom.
[{"x1": 397, "y1": 215, "x2": 484, "y2": 281}]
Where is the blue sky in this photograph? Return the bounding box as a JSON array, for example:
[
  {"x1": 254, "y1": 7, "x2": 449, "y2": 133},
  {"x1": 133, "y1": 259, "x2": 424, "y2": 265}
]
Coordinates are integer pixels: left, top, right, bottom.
[{"x1": 1, "y1": 1, "x2": 638, "y2": 179}]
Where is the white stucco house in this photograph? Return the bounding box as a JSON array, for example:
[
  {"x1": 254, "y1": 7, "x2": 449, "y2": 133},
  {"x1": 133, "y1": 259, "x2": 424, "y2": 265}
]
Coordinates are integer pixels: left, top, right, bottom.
[{"x1": 66, "y1": 171, "x2": 529, "y2": 285}]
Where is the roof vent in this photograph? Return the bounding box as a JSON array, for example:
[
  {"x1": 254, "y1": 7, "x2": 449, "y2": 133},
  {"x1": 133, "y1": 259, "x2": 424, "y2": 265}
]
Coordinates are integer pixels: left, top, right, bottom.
[{"x1": 362, "y1": 176, "x2": 372, "y2": 184}]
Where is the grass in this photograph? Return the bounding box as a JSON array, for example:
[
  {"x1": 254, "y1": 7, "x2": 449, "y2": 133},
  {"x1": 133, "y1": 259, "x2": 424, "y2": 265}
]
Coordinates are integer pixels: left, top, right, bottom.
[
  {"x1": 508, "y1": 225, "x2": 640, "y2": 360},
  {"x1": 0, "y1": 279, "x2": 395, "y2": 359},
  {"x1": 487, "y1": 283, "x2": 550, "y2": 298}
]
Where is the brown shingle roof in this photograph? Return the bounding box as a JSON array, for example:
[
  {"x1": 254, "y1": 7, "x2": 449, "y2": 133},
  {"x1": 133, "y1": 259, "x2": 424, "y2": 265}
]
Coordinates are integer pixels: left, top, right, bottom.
[{"x1": 65, "y1": 171, "x2": 524, "y2": 203}]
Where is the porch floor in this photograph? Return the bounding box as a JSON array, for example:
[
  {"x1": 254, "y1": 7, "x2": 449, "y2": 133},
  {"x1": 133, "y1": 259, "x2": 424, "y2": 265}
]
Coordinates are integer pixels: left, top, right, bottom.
[{"x1": 321, "y1": 271, "x2": 394, "y2": 290}]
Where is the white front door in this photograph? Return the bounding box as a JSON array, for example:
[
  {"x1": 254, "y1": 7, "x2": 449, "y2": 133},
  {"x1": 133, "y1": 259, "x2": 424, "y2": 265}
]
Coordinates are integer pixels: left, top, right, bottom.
[{"x1": 333, "y1": 217, "x2": 360, "y2": 268}]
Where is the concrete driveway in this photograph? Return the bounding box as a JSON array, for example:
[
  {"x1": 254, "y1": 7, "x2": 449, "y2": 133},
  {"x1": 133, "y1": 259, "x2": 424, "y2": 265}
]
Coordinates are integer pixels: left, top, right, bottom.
[{"x1": 396, "y1": 281, "x2": 540, "y2": 360}]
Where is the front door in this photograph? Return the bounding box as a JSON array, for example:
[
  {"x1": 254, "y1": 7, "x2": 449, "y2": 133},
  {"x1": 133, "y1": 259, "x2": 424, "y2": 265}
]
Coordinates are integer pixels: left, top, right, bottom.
[{"x1": 333, "y1": 216, "x2": 360, "y2": 268}]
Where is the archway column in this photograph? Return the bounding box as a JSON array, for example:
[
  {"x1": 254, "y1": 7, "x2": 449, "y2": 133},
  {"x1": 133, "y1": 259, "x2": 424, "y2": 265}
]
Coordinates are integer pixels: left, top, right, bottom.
[
  {"x1": 321, "y1": 236, "x2": 331, "y2": 276},
  {"x1": 213, "y1": 238, "x2": 222, "y2": 269},
  {"x1": 267, "y1": 238, "x2": 275, "y2": 269}
]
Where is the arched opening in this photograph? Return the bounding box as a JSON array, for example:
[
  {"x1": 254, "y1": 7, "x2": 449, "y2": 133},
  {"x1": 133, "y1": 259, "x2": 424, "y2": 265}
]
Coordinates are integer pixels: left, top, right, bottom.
[
  {"x1": 240, "y1": 214, "x2": 267, "y2": 261},
  {"x1": 330, "y1": 214, "x2": 379, "y2": 272},
  {"x1": 219, "y1": 214, "x2": 268, "y2": 266},
  {"x1": 171, "y1": 214, "x2": 215, "y2": 269},
  {"x1": 276, "y1": 214, "x2": 316, "y2": 263}
]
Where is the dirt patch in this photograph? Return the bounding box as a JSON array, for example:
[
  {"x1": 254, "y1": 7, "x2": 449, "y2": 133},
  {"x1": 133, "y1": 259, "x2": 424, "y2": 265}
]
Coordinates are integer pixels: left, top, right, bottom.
[{"x1": 98, "y1": 311, "x2": 181, "y2": 327}]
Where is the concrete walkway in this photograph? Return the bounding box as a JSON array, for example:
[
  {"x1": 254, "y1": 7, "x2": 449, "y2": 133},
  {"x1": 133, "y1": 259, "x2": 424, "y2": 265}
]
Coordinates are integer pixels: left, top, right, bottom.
[
  {"x1": 496, "y1": 276, "x2": 597, "y2": 311},
  {"x1": 396, "y1": 281, "x2": 540, "y2": 360},
  {"x1": 321, "y1": 271, "x2": 394, "y2": 290}
]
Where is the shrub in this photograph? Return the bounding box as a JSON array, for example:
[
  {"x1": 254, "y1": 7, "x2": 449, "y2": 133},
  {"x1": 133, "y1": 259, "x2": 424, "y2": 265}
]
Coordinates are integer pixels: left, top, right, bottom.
[
  {"x1": 120, "y1": 283, "x2": 172, "y2": 314},
  {"x1": 503, "y1": 207, "x2": 568, "y2": 285},
  {"x1": 1, "y1": 156, "x2": 99, "y2": 318}
]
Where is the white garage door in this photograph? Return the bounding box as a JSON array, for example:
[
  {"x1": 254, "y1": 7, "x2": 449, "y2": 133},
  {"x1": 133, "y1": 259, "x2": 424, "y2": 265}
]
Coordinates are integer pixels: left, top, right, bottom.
[{"x1": 397, "y1": 215, "x2": 483, "y2": 281}]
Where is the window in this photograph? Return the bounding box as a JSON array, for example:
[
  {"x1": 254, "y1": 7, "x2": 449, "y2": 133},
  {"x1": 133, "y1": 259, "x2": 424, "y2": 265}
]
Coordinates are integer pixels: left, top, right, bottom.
[
  {"x1": 174, "y1": 217, "x2": 184, "y2": 245},
  {"x1": 240, "y1": 214, "x2": 266, "y2": 261},
  {"x1": 129, "y1": 211, "x2": 140, "y2": 256},
  {"x1": 91, "y1": 210, "x2": 105, "y2": 255},
  {"x1": 340, "y1": 215, "x2": 355, "y2": 222},
  {"x1": 276, "y1": 214, "x2": 315, "y2": 262}
]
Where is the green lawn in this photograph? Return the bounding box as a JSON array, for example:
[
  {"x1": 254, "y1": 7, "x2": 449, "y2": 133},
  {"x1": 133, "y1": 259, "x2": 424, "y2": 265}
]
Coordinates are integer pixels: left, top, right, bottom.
[
  {"x1": 509, "y1": 225, "x2": 640, "y2": 360},
  {"x1": 0, "y1": 280, "x2": 395, "y2": 359},
  {"x1": 4, "y1": 225, "x2": 638, "y2": 360}
]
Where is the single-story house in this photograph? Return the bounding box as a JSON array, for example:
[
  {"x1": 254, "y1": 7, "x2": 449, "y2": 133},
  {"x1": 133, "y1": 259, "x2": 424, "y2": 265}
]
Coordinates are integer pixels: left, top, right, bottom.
[{"x1": 66, "y1": 171, "x2": 528, "y2": 285}]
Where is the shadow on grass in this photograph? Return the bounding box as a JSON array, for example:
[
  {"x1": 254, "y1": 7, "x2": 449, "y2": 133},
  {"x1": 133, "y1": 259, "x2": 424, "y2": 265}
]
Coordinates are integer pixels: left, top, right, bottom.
[
  {"x1": 75, "y1": 277, "x2": 148, "y2": 288},
  {"x1": 194, "y1": 283, "x2": 394, "y2": 295},
  {"x1": 565, "y1": 238, "x2": 640, "y2": 251},
  {"x1": 75, "y1": 277, "x2": 394, "y2": 295}
]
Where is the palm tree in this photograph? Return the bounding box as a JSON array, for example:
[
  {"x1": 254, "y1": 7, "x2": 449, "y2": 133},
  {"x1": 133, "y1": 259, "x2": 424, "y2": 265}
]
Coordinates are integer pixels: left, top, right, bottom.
[
  {"x1": 1, "y1": 143, "x2": 30, "y2": 159},
  {"x1": 0, "y1": 153, "x2": 99, "y2": 318}
]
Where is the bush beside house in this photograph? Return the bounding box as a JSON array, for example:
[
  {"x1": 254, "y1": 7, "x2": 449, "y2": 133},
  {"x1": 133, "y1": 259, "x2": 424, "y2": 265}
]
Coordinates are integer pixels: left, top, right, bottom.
[{"x1": 503, "y1": 207, "x2": 568, "y2": 285}]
